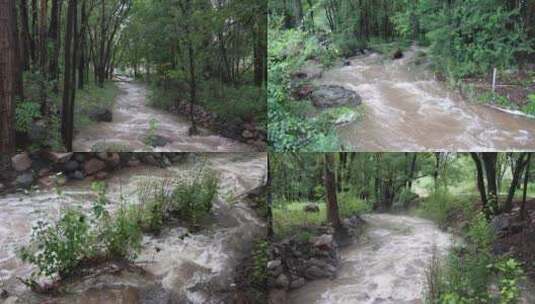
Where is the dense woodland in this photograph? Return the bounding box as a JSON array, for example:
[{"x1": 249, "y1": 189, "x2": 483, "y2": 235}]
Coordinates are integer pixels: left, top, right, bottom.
[
  {"x1": 269, "y1": 152, "x2": 535, "y2": 302},
  {"x1": 0, "y1": 0, "x2": 266, "y2": 155},
  {"x1": 268, "y1": 0, "x2": 535, "y2": 151}
]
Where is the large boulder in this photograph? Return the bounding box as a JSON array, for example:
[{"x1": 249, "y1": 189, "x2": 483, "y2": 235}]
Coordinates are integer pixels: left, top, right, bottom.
[
  {"x1": 392, "y1": 49, "x2": 403, "y2": 59},
  {"x1": 303, "y1": 203, "x2": 320, "y2": 213},
  {"x1": 42, "y1": 151, "x2": 73, "y2": 164},
  {"x1": 89, "y1": 108, "x2": 113, "y2": 122},
  {"x1": 11, "y1": 153, "x2": 32, "y2": 172},
  {"x1": 310, "y1": 85, "x2": 362, "y2": 109},
  {"x1": 311, "y1": 234, "x2": 335, "y2": 251}
]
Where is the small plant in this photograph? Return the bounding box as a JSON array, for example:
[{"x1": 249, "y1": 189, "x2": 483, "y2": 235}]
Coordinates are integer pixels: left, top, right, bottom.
[
  {"x1": 15, "y1": 100, "x2": 41, "y2": 133},
  {"x1": 172, "y1": 168, "x2": 219, "y2": 225},
  {"x1": 522, "y1": 94, "x2": 535, "y2": 115},
  {"x1": 493, "y1": 258, "x2": 524, "y2": 304},
  {"x1": 251, "y1": 240, "x2": 268, "y2": 287},
  {"x1": 144, "y1": 118, "x2": 159, "y2": 146},
  {"x1": 101, "y1": 204, "x2": 143, "y2": 260},
  {"x1": 19, "y1": 209, "x2": 93, "y2": 278}
]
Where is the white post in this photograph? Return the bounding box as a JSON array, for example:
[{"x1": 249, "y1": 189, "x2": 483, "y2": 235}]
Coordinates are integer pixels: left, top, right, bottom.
[{"x1": 492, "y1": 68, "x2": 497, "y2": 93}]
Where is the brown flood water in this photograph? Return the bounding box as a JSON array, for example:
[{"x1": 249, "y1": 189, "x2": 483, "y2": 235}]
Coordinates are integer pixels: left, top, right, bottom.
[
  {"x1": 73, "y1": 79, "x2": 254, "y2": 152},
  {"x1": 316, "y1": 47, "x2": 535, "y2": 151}
]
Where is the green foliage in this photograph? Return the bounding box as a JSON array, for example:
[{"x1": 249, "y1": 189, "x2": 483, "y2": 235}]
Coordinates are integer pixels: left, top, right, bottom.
[
  {"x1": 493, "y1": 258, "x2": 524, "y2": 304},
  {"x1": 171, "y1": 169, "x2": 219, "y2": 225},
  {"x1": 338, "y1": 192, "x2": 372, "y2": 216},
  {"x1": 74, "y1": 81, "x2": 120, "y2": 129},
  {"x1": 19, "y1": 209, "x2": 93, "y2": 278},
  {"x1": 417, "y1": 189, "x2": 457, "y2": 228},
  {"x1": 268, "y1": 25, "x2": 341, "y2": 151},
  {"x1": 101, "y1": 204, "x2": 143, "y2": 260},
  {"x1": 144, "y1": 118, "x2": 159, "y2": 147},
  {"x1": 522, "y1": 94, "x2": 535, "y2": 115},
  {"x1": 15, "y1": 100, "x2": 41, "y2": 133},
  {"x1": 251, "y1": 240, "x2": 269, "y2": 286}
]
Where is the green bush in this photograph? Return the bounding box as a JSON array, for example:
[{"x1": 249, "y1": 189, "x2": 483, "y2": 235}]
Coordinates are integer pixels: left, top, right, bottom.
[
  {"x1": 418, "y1": 189, "x2": 456, "y2": 228},
  {"x1": 19, "y1": 209, "x2": 94, "y2": 278},
  {"x1": 15, "y1": 100, "x2": 41, "y2": 133},
  {"x1": 251, "y1": 240, "x2": 269, "y2": 287},
  {"x1": 338, "y1": 191, "x2": 372, "y2": 217},
  {"x1": 101, "y1": 204, "x2": 143, "y2": 260},
  {"x1": 522, "y1": 94, "x2": 535, "y2": 115},
  {"x1": 171, "y1": 169, "x2": 219, "y2": 225}
]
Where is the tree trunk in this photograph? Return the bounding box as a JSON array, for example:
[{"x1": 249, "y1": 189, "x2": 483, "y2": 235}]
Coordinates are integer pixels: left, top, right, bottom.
[
  {"x1": 0, "y1": 0, "x2": 18, "y2": 153},
  {"x1": 61, "y1": 0, "x2": 77, "y2": 151},
  {"x1": 267, "y1": 154, "x2": 274, "y2": 240},
  {"x1": 408, "y1": 153, "x2": 417, "y2": 189},
  {"x1": 38, "y1": 0, "x2": 47, "y2": 115},
  {"x1": 48, "y1": 0, "x2": 61, "y2": 93},
  {"x1": 471, "y1": 153, "x2": 489, "y2": 217},
  {"x1": 324, "y1": 153, "x2": 341, "y2": 230},
  {"x1": 520, "y1": 153, "x2": 531, "y2": 220},
  {"x1": 504, "y1": 153, "x2": 529, "y2": 212},
  {"x1": 482, "y1": 153, "x2": 498, "y2": 215},
  {"x1": 78, "y1": 0, "x2": 87, "y2": 89},
  {"x1": 19, "y1": 0, "x2": 31, "y2": 70}
]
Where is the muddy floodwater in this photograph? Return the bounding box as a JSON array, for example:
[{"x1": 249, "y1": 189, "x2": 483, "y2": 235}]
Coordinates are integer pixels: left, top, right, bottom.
[
  {"x1": 288, "y1": 214, "x2": 452, "y2": 304},
  {"x1": 0, "y1": 153, "x2": 266, "y2": 303},
  {"x1": 73, "y1": 79, "x2": 254, "y2": 152},
  {"x1": 316, "y1": 48, "x2": 535, "y2": 151}
]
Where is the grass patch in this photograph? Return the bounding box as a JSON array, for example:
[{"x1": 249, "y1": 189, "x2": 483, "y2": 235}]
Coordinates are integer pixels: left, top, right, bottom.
[
  {"x1": 273, "y1": 192, "x2": 371, "y2": 238},
  {"x1": 74, "y1": 81, "x2": 120, "y2": 129}
]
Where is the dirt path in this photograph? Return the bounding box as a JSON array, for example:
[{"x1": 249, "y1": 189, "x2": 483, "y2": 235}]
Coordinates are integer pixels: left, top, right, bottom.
[
  {"x1": 316, "y1": 48, "x2": 535, "y2": 151},
  {"x1": 73, "y1": 79, "x2": 253, "y2": 152}
]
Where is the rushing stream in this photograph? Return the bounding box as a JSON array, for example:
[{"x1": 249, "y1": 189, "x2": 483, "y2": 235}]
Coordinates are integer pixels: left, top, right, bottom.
[
  {"x1": 0, "y1": 153, "x2": 267, "y2": 303},
  {"x1": 72, "y1": 79, "x2": 254, "y2": 152},
  {"x1": 288, "y1": 214, "x2": 452, "y2": 304},
  {"x1": 316, "y1": 48, "x2": 535, "y2": 151}
]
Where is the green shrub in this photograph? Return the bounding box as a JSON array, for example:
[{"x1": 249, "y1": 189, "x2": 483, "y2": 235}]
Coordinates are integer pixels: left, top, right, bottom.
[
  {"x1": 15, "y1": 100, "x2": 41, "y2": 133},
  {"x1": 137, "y1": 178, "x2": 174, "y2": 233},
  {"x1": 171, "y1": 169, "x2": 219, "y2": 225},
  {"x1": 251, "y1": 240, "x2": 269, "y2": 287},
  {"x1": 522, "y1": 94, "x2": 535, "y2": 115},
  {"x1": 418, "y1": 189, "x2": 456, "y2": 228},
  {"x1": 19, "y1": 209, "x2": 94, "y2": 278},
  {"x1": 338, "y1": 191, "x2": 371, "y2": 217},
  {"x1": 101, "y1": 204, "x2": 143, "y2": 260},
  {"x1": 493, "y1": 258, "x2": 524, "y2": 304}
]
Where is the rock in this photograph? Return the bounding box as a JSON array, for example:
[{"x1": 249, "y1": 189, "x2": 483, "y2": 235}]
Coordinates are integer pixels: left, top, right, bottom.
[
  {"x1": 303, "y1": 203, "x2": 320, "y2": 213},
  {"x1": 311, "y1": 234, "x2": 335, "y2": 251},
  {"x1": 127, "y1": 159, "x2": 141, "y2": 167},
  {"x1": 3, "y1": 296, "x2": 19, "y2": 304},
  {"x1": 343, "y1": 60, "x2": 351, "y2": 66},
  {"x1": 268, "y1": 289, "x2": 287, "y2": 304},
  {"x1": 89, "y1": 108, "x2": 112, "y2": 122},
  {"x1": 149, "y1": 135, "x2": 170, "y2": 147},
  {"x1": 105, "y1": 152, "x2": 121, "y2": 169},
  {"x1": 73, "y1": 153, "x2": 86, "y2": 163},
  {"x1": 289, "y1": 277, "x2": 305, "y2": 289},
  {"x1": 293, "y1": 84, "x2": 314, "y2": 100},
  {"x1": 0, "y1": 288, "x2": 8, "y2": 298},
  {"x1": 84, "y1": 158, "x2": 106, "y2": 175},
  {"x1": 95, "y1": 171, "x2": 108, "y2": 180},
  {"x1": 42, "y1": 151, "x2": 73, "y2": 164},
  {"x1": 293, "y1": 63, "x2": 323, "y2": 81},
  {"x1": 392, "y1": 49, "x2": 403, "y2": 59},
  {"x1": 161, "y1": 155, "x2": 172, "y2": 167},
  {"x1": 304, "y1": 265, "x2": 328, "y2": 280},
  {"x1": 242, "y1": 130, "x2": 254, "y2": 139},
  {"x1": 63, "y1": 160, "x2": 79, "y2": 172},
  {"x1": 275, "y1": 273, "x2": 290, "y2": 289},
  {"x1": 310, "y1": 85, "x2": 362, "y2": 109},
  {"x1": 267, "y1": 260, "x2": 282, "y2": 270},
  {"x1": 37, "y1": 168, "x2": 50, "y2": 177},
  {"x1": 38, "y1": 176, "x2": 54, "y2": 188},
  {"x1": 11, "y1": 153, "x2": 32, "y2": 172},
  {"x1": 0, "y1": 183, "x2": 4, "y2": 192},
  {"x1": 142, "y1": 154, "x2": 160, "y2": 167},
  {"x1": 15, "y1": 173, "x2": 34, "y2": 189},
  {"x1": 70, "y1": 170, "x2": 85, "y2": 180},
  {"x1": 491, "y1": 214, "x2": 510, "y2": 234}
]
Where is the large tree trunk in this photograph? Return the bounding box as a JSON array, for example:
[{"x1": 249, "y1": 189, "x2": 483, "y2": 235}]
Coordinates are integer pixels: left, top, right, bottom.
[
  {"x1": 78, "y1": 0, "x2": 87, "y2": 89},
  {"x1": 520, "y1": 153, "x2": 531, "y2": 220},
  {"x1": 38, "y1": 0, "x2": 47, "y2": 115},
  {"x1": 19, "y1": 0, "x2": 31, "y2": 70},
  {"x1": 0, "y1": 0, "x2": 18, "y2": 153},
  {"x1": 267, "y1": 154, "x2": 274, "y2": 240},
  {"x1": 324, "y1": 153, "x2": 341, "y2": 230},
  {"x1": 61, "y1": 0, "x2": 77, "y2": 151},
  {"x1": 48, "y1": 0, "x2": 61, "y2": 93},
  {"x1": 504, "y1": 153, "x2": 529, "y2": 212},
  {"x1": 471, "y1": 153, "x2": 489, "y2": 217},
  {"x1": 482, "y1": 153, "x2": 498, "y2": 215},
  {"x1": 408, "y1": 153, "x2": 417, "y2": 189}
]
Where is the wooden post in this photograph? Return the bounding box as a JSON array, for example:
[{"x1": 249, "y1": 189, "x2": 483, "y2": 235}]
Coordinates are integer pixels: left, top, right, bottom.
[{"x1": 492, "y1": 68, "x2": 497, "y2": 93}]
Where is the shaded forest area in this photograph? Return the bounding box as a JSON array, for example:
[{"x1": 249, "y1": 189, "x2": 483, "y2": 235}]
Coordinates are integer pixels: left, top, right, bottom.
[
  {"x1": 268, "y1": 0, "x2": 535, "y2": 151},
  {"x1": 268, "y1": 153, "x2": 535, "y2": 302},
  {"x1": 1, "y1": 0, "x2": 267, "y2": 155}
]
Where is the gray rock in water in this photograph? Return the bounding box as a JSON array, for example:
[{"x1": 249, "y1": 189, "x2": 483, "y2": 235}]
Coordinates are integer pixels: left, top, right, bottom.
[
  {"x1": 70, "y1": 170, "x2": 85, "y2": 180},
  {"x1": 89, "y1": 108, "x2": 113, "y2": 122},
  {"x1": 289, "y1": 277, "x2": 305, "y2": 289},
  {"x1": 275, "y1": 273, "x2": 290, "y2": 289},
  {"x1": 304, "y1": 265, "x2": 328, "y2": 280},
  {"x1": 63, "y1": 160, "x2": 79, "y2": 172},
  {"x1": 16, "y1": 173, "x2": 34, "y2": 189},
  {"x1": 311, "y1": 85, "x2": 362, "y2": 109},
  {"x1": 267, "y1": 260, "x2": 282, "y2": 270},
  {"x1": 149, "y1": 135, "x2": 170, "y2": 147}
]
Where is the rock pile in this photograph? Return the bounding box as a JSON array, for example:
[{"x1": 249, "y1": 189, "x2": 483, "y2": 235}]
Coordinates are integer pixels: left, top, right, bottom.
[
  {"x1": 267, "y1": 229, "x2": 338, "y2": 303},
  {"x1": 4, "y1": 152, "x2": 189, "y2": 192},
  {"x1": 170, "y1": 101, "x2": 266, "y2": 150}
]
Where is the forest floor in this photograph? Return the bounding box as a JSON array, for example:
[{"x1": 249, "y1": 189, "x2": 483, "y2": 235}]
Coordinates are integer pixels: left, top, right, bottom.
[
  {"x1": 306, "y1": 46, "x2": 535, "y2": 151},
  {"x1": 72, "y1": 77, "x2": 254, "y2": 152}
]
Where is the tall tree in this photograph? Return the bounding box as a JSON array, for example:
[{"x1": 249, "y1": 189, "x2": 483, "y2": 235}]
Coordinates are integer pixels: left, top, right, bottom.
[
  {"x1": 61, "y1": 0, "x2": 77, "y2": 151},
  {"x1": 324, "y1": 153, "x2": 342, "y2": 230}
]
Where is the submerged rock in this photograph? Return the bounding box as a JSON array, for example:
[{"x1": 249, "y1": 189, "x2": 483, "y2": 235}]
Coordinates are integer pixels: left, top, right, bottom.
[
  {"x1": 311, "y1": 85, "x2": 362, "y2": 109},
  {"x1": 15, "y1": 173, "x2": 34, "y2": 189},
  {"x1": 89, "y1": 108, "x2": 113, "y2": 122},
  {"x1": 303, "y1": 203, "x2": 320, "y2": 213},
  {"x1": 392, "y1": 49, "x2": 403, "y2": 59},
  {"x1": 11, "y1": 153, "x2": 32, "y2": 172}
]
